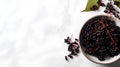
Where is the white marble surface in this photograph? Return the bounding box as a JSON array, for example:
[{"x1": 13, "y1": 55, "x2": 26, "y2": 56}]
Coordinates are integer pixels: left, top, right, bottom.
[{"x1": 0, "y1": 0, "x2": 108, "y2": 67}]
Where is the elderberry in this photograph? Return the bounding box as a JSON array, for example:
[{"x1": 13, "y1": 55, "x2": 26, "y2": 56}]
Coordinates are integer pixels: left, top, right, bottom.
[
  {"x1": 80, "y1": 16, "x2": 120, "y2": 61},
  {"x1": 104, "y1": 2, "x2": 120, "y2": 19}
]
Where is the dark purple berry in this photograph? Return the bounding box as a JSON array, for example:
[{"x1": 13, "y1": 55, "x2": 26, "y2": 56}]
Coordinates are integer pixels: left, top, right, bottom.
[
  {"x1": 65, "y1": 56, "x2": 69, "y2": 61},
  {"x1": 68, "y1": 55, "x2": 73, "y2": 59}
]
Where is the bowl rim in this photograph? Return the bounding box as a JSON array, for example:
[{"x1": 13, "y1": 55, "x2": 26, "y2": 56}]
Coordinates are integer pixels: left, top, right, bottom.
[{"x1": 78, "y1": 14, "x2": 120, "y2": 64}]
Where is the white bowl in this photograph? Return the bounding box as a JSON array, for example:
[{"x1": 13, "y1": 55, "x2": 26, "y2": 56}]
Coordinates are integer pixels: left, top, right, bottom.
[{"x1": 79, "y1": 14, "x2": 120, "y2": 64}]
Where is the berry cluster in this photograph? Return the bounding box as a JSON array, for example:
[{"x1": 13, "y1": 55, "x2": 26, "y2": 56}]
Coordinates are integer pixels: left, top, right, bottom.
[
  {"x1": 64, "y1": 36, "x2": 80, "y2": 61},
  {"x1": 80, "y1": 16, "x2": 120, "y2": 61},
  {"x1": 104, "y1": 2, "x2": 120, "y2": 19},
  {"x1": 90, "y1": 0, "x2": 120, "y2": 20}
]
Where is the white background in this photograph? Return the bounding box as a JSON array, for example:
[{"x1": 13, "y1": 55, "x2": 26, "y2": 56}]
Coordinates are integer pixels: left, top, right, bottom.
[{"x1": 0, "y1": 0, "x2": 118, "y2": 67}]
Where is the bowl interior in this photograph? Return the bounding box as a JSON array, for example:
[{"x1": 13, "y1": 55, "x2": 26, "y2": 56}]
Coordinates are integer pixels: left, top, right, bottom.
[{"x1": 79, "y1": 15, "x2": 120, "y2": 64}]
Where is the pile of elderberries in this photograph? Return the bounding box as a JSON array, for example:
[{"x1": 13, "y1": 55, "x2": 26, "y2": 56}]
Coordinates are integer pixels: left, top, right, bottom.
[
  {"x1": 80, "y1": 16, "x2": 120, "y2": 61},
  {"x1": 64, "y1": 36, "x2": 80, "y2": 61}
]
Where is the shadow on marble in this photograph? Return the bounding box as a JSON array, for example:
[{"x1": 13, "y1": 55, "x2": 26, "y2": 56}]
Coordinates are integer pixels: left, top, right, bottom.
[{"x1": 103, "y1": 59, "x2": 120, "y2": 67}]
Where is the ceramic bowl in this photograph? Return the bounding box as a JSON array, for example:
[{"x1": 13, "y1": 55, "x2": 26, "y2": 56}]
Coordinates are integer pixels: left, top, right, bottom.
[{"x1": 79, "y1": 14, "x2": 120, "y2": 64}]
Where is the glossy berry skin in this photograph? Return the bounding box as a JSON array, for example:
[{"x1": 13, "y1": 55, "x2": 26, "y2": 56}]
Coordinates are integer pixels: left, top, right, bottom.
[{"x1": 80, "y1": 16, "x2": 120, "y2": 61}]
